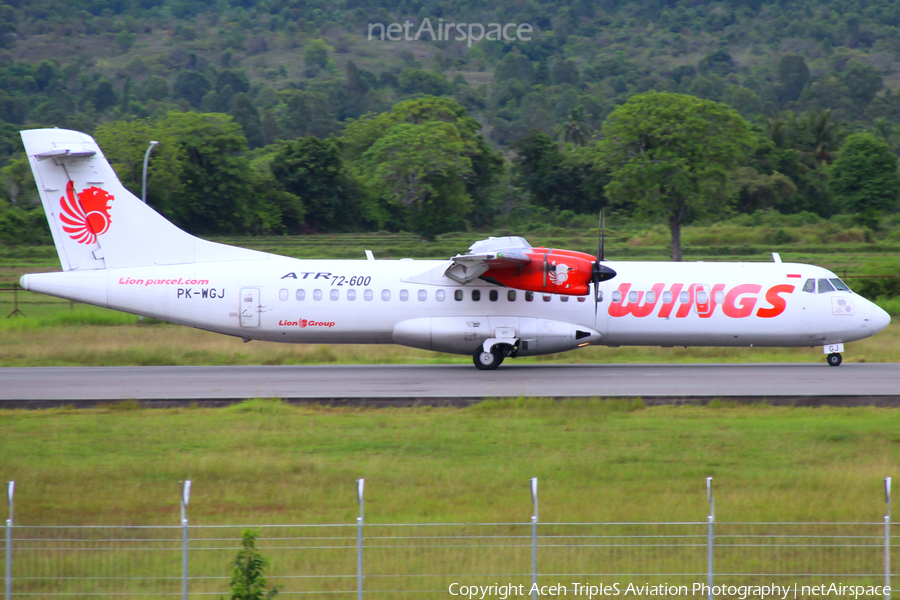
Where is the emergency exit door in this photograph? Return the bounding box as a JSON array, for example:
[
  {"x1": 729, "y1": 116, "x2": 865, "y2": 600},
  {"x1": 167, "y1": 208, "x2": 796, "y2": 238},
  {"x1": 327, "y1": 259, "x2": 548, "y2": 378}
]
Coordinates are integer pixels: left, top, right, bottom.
[{"x1": 240, "y1": 288, "x2": 260, "y2": 327}]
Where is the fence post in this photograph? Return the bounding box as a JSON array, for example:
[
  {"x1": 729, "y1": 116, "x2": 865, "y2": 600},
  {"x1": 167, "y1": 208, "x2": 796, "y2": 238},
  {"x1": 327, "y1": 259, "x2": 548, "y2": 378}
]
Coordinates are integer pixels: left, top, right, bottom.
[
  {"x1": 886, "y1": 478, "x2": 891, "y2": 600},
  {"x1": 5, "y1": 482, "x2": 12, "y2": 600},
  {"x1": 530, "y1": 478, "x2": 538, "y2": 600},
  {"x1": 707, "y1": 477, "x2": 714, "y2": 600},
  {"x1": 180, "y1": 481, "x2": 191, "y2": 600},
  {"x1": 357, "y1": 479, "x2": 364, "y2": 600}
]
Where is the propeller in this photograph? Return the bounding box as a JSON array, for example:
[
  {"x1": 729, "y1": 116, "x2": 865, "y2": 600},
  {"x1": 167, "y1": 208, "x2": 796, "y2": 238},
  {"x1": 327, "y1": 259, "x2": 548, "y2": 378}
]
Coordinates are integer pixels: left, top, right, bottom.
[{"x1": 592, "y1": 210, "x2": 617, "y2": 315}]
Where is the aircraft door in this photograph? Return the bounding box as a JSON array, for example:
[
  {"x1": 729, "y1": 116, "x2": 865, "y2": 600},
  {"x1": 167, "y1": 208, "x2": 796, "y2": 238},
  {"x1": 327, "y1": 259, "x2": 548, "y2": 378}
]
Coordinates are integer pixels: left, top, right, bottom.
[
  {"x1": 695, "y1": 285, "x2": 712, "y2": 316},
  {"x1": 240, "y1": 288, "x2": 260, "y2": 327}
]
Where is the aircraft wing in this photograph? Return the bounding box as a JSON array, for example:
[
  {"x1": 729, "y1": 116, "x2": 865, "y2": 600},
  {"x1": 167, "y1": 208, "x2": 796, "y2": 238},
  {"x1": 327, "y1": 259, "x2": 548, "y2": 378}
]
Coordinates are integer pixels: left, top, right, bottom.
[{"x1": 444, "y1": 251, "x2": 532, "y2": 284}]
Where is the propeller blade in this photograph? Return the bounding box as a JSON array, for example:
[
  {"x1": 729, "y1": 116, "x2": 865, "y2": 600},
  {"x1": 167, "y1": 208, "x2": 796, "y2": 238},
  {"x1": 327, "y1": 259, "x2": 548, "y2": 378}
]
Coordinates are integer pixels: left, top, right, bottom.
[
  {"x1": 600, "y1": 210, "x2": 605, "y2": 262},
  {"x1": 592, "y1": 210, "x2": 615, "y2": 316},
  {"x1": 542, "y1": 253, "x2": 547, "y2": 289}
]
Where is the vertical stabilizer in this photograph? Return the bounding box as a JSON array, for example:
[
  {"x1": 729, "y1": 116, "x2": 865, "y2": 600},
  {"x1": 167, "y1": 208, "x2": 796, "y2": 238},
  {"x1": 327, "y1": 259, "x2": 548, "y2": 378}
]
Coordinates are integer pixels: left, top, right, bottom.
[{"x1": 21, "y1": 128, "x2": 265, "y2": 271}]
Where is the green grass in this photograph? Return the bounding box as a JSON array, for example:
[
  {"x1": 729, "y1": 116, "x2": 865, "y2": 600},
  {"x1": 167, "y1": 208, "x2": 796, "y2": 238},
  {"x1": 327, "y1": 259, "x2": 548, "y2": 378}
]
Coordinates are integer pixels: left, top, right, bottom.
[{"x1": 1, "y1": 400, "x2": 898, "y2": 525}]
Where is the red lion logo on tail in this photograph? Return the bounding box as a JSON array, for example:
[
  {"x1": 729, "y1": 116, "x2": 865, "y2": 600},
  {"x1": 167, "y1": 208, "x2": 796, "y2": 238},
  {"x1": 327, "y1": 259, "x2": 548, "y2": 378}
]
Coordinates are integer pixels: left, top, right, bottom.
[{"x1": 59, "y1": 181, "x2": 115, "y2": 245}]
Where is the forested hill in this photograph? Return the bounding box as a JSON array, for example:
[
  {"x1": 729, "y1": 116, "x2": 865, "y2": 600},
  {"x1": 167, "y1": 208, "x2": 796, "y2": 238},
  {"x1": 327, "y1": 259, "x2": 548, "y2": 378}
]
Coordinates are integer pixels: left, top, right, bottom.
[{"x1": 1, "y1": 0, "x2": 900, "y2": 241}]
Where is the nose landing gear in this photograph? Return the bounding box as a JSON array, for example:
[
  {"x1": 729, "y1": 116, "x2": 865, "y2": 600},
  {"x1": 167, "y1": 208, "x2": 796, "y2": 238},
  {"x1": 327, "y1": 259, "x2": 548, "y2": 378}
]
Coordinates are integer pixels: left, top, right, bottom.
[{"x1": 827, "y1": 353, "x2": 842, "y2": 367}]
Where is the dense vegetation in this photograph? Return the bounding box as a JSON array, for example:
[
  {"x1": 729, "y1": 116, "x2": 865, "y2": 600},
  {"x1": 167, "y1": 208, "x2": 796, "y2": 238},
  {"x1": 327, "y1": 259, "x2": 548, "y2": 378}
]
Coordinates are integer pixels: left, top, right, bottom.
[{"x1": 1, "y1": 0, "x2": 899, "y2": 256}]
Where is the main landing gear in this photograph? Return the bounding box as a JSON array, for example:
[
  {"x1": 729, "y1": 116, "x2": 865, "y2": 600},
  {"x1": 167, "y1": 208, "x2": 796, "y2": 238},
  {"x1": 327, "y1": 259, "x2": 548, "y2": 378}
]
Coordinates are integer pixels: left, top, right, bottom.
[
  {"x1": 473, "y1": 346, "x2": 505, "y2": 370},
  {"x1": 827, "y1": 353, "x2": 842, "y2": 367}
]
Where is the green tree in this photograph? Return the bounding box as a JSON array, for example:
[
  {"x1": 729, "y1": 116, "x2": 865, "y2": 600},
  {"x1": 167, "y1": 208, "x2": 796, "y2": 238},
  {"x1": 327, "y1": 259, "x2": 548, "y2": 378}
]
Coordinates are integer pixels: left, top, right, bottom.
[
  {"x1": 360, "y1": 121, "x2": 473, "y2": 239},
  {"x1": 557, "y1": 106, "x2": 592, "y2": 148},
  {"x1": 829, "y1": 133, "x2": 900, "y2": 227},
  {"x1": 158, "y1": 112, "x2": 254, "y2": 233},
  {"x1": 776, "y1": 54, "x2": 809, "y2": 103},
  {"x1": 398, "y1": 69, "x2": 452, "y2": 97},
  {"x1": 173, "y1": 71, "x2": 211, "y2": 108},
  {"x1": 270, "y1": 136, "x2": 360, "y2": 232},
  {"x1": 550, "y1": 59, "x2": 580, "y2": 86},
  {"x1": 303, "y1": 39, "x2": 330, "y2": 71},
  {"x1": 228, "y1": 530, "x2": 279, "y2": 600},
  {"x1": 230, "y1": 93, "x2": 264, "y2": 149},
  {"x1": 93, "y1": 119, "x2": 185, "y2": 211},
  {"x1": 94, "y1": 80, "x2": 117, "y2": 112},
  {"x1": 0, "y1": 3, "x2": 16, "y2": 49},
  {"x1": 341, "y1": 96, "x2": 502, "y2": 227},
  {"x1": 512, "y1": 130, "x2": 606, "y2": 215},
  {"x1": 841, "y1": 60, "x2": 882, "y2": 109},
  {"x1": 143, "y1": 76, "x2": 170, "y2": 102},
  {"x1": 797, "y1": 109, "x2": 843, "y2": 167},
  {"x1": 597, "y1": 91, "x2": 755, "y2": 261}
]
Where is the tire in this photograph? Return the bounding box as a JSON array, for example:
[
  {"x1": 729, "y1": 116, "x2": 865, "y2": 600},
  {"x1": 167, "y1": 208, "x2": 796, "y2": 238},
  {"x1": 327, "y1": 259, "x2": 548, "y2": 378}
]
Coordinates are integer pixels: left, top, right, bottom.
[
  {"x1": 827, "y1": 353, "x2": 842, "y2": 367},
  {"x1": 473, "y1": 346, "x2": 505, "y2": 370}
]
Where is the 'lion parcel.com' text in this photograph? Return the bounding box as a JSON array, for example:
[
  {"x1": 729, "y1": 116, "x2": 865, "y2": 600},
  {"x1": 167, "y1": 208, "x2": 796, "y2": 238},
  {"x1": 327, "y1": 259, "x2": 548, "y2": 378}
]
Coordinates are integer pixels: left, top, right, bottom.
[{"x1": 447, "y1": 583, "x2": 891, "y2": 599}]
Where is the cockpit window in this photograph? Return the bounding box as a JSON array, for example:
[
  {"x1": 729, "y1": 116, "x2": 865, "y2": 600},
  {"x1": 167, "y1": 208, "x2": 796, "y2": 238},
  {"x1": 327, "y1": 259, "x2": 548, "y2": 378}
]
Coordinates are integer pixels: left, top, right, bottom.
[
  {"x1": 817, "y1": 278, "x2": 835, "y2": 293},
  {"x1": 829, "y1": 278, "x2": 850, "y2": 292},
  {"x1": 802, "y1": 278, "x2": 816, "y2": 293}
]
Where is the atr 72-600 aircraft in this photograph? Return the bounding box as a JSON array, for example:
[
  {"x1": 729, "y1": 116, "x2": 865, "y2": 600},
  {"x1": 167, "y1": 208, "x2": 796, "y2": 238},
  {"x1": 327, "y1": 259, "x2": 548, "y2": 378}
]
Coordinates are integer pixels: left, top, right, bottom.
[{"x1": 18, "y1": 128, "x2": 892, "y2": 369}]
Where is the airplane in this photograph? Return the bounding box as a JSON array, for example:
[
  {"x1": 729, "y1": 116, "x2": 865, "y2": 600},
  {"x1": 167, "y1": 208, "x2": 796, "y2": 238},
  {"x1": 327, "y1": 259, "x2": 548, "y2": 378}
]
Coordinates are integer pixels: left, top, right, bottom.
[{"x1": 17, "y1": 128, "x2": 892, "y2": 370}]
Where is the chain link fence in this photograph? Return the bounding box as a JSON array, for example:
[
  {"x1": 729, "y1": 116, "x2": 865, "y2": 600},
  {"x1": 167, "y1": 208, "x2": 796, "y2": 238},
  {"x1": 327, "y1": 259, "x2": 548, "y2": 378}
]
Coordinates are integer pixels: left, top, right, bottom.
[{"x1": 2, "y1": 522, "x2": 897, "y2": 599}]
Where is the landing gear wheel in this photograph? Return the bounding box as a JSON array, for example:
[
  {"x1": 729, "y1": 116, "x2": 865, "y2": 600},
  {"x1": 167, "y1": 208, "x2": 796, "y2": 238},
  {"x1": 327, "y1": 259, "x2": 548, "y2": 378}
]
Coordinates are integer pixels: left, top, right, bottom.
[
  {"x1": 827, "y1": 353, "x2": 842, "y2": 367},
  {"x1": 473, "y1": 346, "x2": 505, "y2": 370}
]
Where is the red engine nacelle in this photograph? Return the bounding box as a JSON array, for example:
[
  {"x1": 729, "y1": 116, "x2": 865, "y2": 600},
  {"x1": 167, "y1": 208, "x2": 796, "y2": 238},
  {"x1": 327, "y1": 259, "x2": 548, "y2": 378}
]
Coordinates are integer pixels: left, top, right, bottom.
[{"x1": 484, "y1": 247, "x2": 595, "y2": 296}]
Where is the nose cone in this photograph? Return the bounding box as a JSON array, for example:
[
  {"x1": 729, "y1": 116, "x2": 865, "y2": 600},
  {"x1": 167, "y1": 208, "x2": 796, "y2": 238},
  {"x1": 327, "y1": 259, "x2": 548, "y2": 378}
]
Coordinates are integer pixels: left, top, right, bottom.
[
  {"x1": 19, "y1": 274, "x2": 29, "y2": 291},
  {"x1": 871, "y1": 304, "x2": 891, "y2": 334}
]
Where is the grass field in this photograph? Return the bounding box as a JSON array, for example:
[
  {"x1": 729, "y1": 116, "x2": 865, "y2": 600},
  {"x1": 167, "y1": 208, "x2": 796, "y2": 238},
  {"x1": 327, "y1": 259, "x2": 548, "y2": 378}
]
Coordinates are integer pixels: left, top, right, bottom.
[{"x1": 0, "y1": 400, "x2": 897, "y2": 525}]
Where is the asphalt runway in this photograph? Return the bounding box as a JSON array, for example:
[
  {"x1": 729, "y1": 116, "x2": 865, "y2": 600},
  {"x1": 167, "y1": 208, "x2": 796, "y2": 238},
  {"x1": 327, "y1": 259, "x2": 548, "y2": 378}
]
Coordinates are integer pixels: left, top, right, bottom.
[{"x1": 1, "y1": 363, "x2": 900, "y2": 408}]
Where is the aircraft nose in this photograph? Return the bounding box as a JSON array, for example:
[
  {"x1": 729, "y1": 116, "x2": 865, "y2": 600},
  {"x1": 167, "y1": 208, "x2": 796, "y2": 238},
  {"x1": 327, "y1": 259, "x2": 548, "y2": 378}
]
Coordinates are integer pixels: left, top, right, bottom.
[{"x1": 870, "y1": 304, "x2": 891, "y2": 334}]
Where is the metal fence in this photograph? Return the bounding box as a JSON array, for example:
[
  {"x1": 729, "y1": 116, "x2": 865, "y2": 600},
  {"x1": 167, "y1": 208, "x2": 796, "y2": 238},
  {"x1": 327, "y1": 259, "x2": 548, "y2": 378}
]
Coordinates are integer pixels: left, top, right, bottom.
[
  {"x1": 3, "y1": 479, "x2": 897, "y2": 599},
  {"x1": 2, "y1": 523, "x2": 898, "y2": 598}
]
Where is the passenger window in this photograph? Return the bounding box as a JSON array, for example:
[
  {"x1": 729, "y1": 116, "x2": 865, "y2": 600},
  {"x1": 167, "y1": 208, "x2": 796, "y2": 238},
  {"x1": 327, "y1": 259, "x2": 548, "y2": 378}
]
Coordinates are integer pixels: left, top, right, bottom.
[
  {"x1": 663, "y1": 291, "x2": 672, "y2": 303},
  {"x1": 612, "y1": 290, "x2": 622, "y2": 303},
  {"x1": 577, "y1": 296, "x2": 586, "y2": 302},
  {"x1": 830, "y1": 278, "x2": 850, "y2": 292},
  {"x1": 697, "y1": 291, "x2": 708, "y2": 304},
  {"x1": 400, "y1": 289, "x2": 409, "y2": 301},
  {"x1": 818, "y1": 279, "x2": 835, "y2": 294},
  {"x1": 508, "y1": 290, "x2": 516, "y2": 301},
  {"x1": 679, "y1": 291, "x2": 689, "y2": 303},
  {"x1": 313, "y1": 289, "x2": 323, "y2": 301},
  {"x1": 296, "y1": 289, "x2": 305, "y2": 301},
  {"x1": 330, "y1": 289, "x2": 339, "y2": 301},
  {"x1": 455, "y1": 290, "x2": 463, "y2": 301},
  {"x1": 560, "y1": 296, "x2": 569, "y2": 302},
  {"x1": 418, "y1": 289, "x2": 427, "y2": 301},
  {"x1": 715, "y1": 291, "x2": 724, "y2": 304},
  {"x1": 436, "y1": 290, "x2": 445, "y2": 301},
  {"x1": 802, "y1": 278, "x2": 816, "y2": 293},
  {"x1": 525, "y1": 291, "x2": 534, "y2": 302},
  {"x1": 279, "y1": 289, "x2": 288, "y2": 301},
  {"x1": 347, "y1": 289, "x2": 356, "y2": 301},
  {"x1": 646, "y1": 291, "x2": 656, "y2": 304},
  {"x1": 628, "y1": 291, "x2": 638, "y2": 303},
  {"x1": 543, "y1": 295, "x2": 552, "y2": 302},
  {"x1": 472, "y1": 290, "x2": 481, "y2": 301},
  {"x1": 382, "y1": 290, "x2": 391, "y2": 301},
  {"x1": 489, "y1": 290, "x2": 498, "y2": 301},
  {"x1": 364, "y1": 289, "x2": 373, "y2": 301}
]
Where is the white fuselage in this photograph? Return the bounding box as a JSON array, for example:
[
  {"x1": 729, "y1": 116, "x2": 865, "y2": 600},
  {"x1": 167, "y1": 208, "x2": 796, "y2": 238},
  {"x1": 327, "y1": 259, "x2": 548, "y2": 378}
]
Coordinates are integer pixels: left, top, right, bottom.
[{"x1": 20, "y1": 255, "x2": 892, "y2": 358}]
